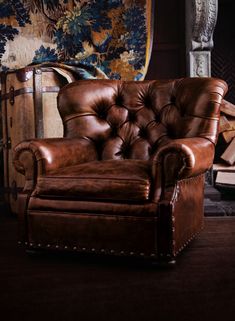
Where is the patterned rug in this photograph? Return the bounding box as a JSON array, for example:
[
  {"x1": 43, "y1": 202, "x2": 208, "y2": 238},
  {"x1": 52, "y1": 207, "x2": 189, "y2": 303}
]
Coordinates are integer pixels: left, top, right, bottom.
[{"x1": 0, "y1": 0, "x2": 153, "y2": 80}]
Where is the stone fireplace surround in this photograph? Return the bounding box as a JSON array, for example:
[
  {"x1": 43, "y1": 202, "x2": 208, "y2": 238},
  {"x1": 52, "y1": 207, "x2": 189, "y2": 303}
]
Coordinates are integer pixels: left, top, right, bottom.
[
  {"x1": 186, "y1": 0, "x2": 218, "y2": 77},
  {"x1": 185, "y1": 1, "x2": 235, "y2": 212}
]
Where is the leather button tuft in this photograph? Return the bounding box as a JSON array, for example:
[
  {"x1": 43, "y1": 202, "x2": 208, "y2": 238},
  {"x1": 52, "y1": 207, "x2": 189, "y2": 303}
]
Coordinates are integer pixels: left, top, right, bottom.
[
  {"x1": 139, "y1": 127, "x2": 148, "y2": 139},
  {"x1": 171, "y1": 96, "x2": 176, "y2": 104},
  {"x1": 97, "y1": 109, "x2": 107, "y2": 120},
  {"x1": 143, "y1": 95, "x2": 152, "y2": 108},
  {"x1": 115, "y1": 142, "x2": 131, "y2": 159},
  {"x1": 121, "y1": 142, "x2": 131, "y2": 159},
  {"x1": 115, "y1": 95, "x2": 123, "y2": 106},
  {"x1": 155, "y1": 114, "x2": 160, "y2": 122},
  {"x1": 110, "y1": 126, "x2": 118, "y2": 137},
  {"x1": 128, "y1": 111, "x2": 136, "y2": 122},
  {"x1": 94, "y1": 102, "x2": 109, "y2": 120}
]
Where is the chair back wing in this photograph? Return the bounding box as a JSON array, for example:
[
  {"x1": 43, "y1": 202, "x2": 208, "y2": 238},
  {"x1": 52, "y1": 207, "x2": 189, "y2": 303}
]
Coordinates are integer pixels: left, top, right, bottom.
[{"x1": 57, "y1": 78, "x2": 227, "y2": 160}]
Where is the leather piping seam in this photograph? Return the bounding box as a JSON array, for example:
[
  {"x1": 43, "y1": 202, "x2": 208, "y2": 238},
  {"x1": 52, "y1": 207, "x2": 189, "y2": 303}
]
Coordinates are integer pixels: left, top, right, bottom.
[
  {"x1": 37, "y1": 176, "x2": 150, "y2": 183},
  {"x1": 27, "y1": 210, "x2": 157, "y2": 220},
  {"x1": 211, "y1": 91, "x2": 225, "y2": 98},
  {"x1": 184, "y1": 114, "x2": 219, "y2": 121}
]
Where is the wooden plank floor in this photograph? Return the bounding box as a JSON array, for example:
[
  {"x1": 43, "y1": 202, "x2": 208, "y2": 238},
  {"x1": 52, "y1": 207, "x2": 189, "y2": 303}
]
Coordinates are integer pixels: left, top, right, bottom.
[{"x1": 0, "y1": 207, "x2": 235, "y2": 321}]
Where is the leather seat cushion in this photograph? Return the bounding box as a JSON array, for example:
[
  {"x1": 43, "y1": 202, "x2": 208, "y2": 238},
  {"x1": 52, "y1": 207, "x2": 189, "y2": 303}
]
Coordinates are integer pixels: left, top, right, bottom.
[{"x1": 33, "y1": 160, "x2": 152, "y2": 202}]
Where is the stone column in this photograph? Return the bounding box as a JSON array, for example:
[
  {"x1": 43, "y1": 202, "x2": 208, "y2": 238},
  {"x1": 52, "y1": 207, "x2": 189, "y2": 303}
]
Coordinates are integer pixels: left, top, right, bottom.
[
  {"x1": 186, "y1": 0, "x2": 219, "y2": 187},
  {"x1": 186, "y1": 0, "x2": 218, "y2": 77}
]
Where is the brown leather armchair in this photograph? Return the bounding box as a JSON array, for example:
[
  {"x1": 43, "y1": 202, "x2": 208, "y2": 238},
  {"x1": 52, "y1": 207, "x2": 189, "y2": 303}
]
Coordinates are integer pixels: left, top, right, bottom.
[{"x1": 14, "y1": 78, "x2": 227, "y2": 262}]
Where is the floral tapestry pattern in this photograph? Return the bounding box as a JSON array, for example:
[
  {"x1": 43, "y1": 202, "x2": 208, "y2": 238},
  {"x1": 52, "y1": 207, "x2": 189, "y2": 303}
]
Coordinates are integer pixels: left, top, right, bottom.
[{"x1": 0, "y1": 0, "x2": 153, "y2": 80}]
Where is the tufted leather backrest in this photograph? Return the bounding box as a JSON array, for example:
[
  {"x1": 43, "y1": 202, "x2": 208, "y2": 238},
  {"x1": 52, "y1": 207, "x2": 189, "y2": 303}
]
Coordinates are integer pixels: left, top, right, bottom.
[{"x1": 57, "y1": 78, "x2": 227, "y2": 160}]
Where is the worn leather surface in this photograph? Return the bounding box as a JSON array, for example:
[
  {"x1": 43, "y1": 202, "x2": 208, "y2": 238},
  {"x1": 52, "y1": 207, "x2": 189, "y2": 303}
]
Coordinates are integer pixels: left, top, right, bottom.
[
  {"x1": 33, "y1": 159, "x2": 151, "y2": 202},
  {"x1": 13, "y1": 78, "x2": 228, "y2": 259},
  {"x1": 14, "y1": 137, "x2": 98, "y2": 175},
  {"x1": 28, "y1": 197, "x2": 157, "y2": 217},
  {"x1": 157, "y1": 174, "x2": 205, "y2": 258},
  {"x1": 14, "y1": 78, "x2": 227, "y2": 186},
  {"x1": 152, "y1": 137, "x2": 215, "y2": 190},
  {"x1": 172, "y1": 175, "x2": 205, "y2": 256},
  {"x1": 27, "y1": 211, "x2": 158, "y2": 256},
  {"x1": 58, "y1": 78, "x2": 226, "y2": 152}
]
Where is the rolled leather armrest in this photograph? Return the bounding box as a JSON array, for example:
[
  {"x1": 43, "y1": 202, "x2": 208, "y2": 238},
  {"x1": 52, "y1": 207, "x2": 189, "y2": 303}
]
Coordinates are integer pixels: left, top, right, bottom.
[
  {"x1": 152, "y1": 137, "x2": 214, "y2": 187},
  {"x1": 14, "y1": 137, "x2": 98, "y2": 190}
]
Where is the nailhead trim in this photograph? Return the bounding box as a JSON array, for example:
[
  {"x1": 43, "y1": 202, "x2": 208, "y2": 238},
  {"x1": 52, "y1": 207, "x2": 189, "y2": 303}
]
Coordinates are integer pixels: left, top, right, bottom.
[
  {"x1": 20, "y1": 242, "x2": 156, "y2": 258},
  {"x1": 21, "y1": 226, "x2": 201, "y2": 259},
  {"x1": 174, "y1": 224, "x2": 204, "y2": 256}
]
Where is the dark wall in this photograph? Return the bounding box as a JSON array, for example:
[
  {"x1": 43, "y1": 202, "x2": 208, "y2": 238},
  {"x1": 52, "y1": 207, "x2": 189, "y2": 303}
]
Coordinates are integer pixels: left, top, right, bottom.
[
  {"x1": 146, "y1": 0, "x2": 235, "y2": 101},
  {"x1": 146, "y1": 0, "x2": 186, "y2": 80},
  {"x1": 212, "y1": 0, "x2": 235, "y2": 103}
]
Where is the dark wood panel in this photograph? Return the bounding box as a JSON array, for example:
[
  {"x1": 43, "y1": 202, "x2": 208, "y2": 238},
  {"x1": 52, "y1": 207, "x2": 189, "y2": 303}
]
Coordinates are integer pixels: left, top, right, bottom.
[
  {"x1": 147, "y1": 49, "x2": 184, "y2": 79},
  {"x1": 146, "y1": 0, "x2": 186, "y2": 80},
  {"x1": 155, "y1": 0, "x2": 185, "y2": 43}
]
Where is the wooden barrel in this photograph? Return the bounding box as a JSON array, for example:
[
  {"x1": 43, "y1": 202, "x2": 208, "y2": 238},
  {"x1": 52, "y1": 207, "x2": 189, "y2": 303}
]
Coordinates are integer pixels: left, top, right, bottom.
[{"x1": 0, "y1": 65, "x2": 73, "y2": 213}]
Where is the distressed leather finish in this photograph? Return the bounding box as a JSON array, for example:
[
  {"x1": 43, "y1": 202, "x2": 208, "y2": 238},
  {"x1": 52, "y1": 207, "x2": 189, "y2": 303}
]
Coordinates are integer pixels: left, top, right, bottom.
[
  {"x1": 33, "y1": 159, "x2": 151, "y2": 202},
  {"x1": 14, "y1": 78, "x2": 227, "y2": 262},
  {"x1": 28, "y1": 197, "x2": 157, "y2": 217}
]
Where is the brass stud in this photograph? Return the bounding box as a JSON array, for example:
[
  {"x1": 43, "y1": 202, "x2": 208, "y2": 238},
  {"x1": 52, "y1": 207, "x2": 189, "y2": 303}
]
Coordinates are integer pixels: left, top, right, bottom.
[
  {"x1": 91, "y1": 248, "x2": 95, "y2": 252},
  {"x1": 38, "y1": 243, "x2": 41, "y2": 247},
  {"x1": 82, "y1": 247, "x2": 86, "y2": 251},
  {"x1": 47, "y1": 244, "x2": 51, "y2": 248},
  {"x1": 130, "y1": 251, "x2": 134, "y2": 256},
  {"x1": 24, "y1": 242, "x2": 28, "y2": 245},
  {"x1": 100, "y1": 249, "x2": 105, "y2": 253},
  {"x1": 18, "y1": 241, "x2": 22, "y2": 245},
  {"x1": 140, "y1": 253, "x2": 144, "y2": 256},
  {"x1": 150, "y1": 253, "x2": 156, "y2": 257},
  {"x1": 73, "y1": 246, "x2": 77, "y2": 250},
  {"x1": 55, "y1": 245, "x2": 59, "y2": 249},
  {"x1": 29, "y1": 243, "x2": 33, "y2": 247},
  {"x1": 120, "y1": 251, "x2": 124, "y2": 255},
  {"x1": 64, "y1": 246, "x2": 68, "y2": 249},
  {"x1": 110, "y1": 250, "x2": 114, "y2": 254}
]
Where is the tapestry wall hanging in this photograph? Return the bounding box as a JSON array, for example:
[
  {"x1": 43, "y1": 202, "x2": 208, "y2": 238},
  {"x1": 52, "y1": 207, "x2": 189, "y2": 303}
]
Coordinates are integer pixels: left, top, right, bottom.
[{"x1": 0, "y1": 0, "x2": 153, "y2": 80}]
